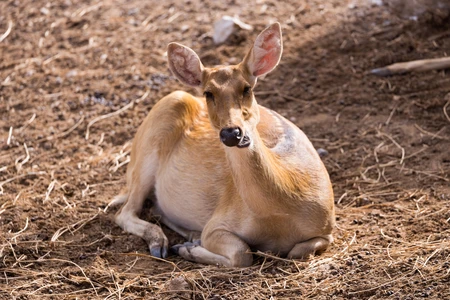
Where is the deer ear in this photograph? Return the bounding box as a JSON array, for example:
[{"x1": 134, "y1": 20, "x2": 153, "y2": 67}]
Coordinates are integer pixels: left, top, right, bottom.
[
  {"x1": 168, "y1": 43, "x2": 204, "y2": 87},
  {"x1": 244, "y1": 23, "x2": 283, "y2": 78}
]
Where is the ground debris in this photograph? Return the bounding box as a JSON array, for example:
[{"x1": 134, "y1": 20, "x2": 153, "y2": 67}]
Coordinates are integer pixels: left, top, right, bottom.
[{"x1": 0, "y1": 0, "x2": 449, "y2": 299}]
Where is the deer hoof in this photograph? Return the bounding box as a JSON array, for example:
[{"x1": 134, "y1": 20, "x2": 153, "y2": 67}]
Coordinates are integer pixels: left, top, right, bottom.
[
  {"x1": 149, "y1": 239, "x2": 169, "y2": 258},
  {"x1": 171, "y1": 241, "x2": 199, "y2": 257}
]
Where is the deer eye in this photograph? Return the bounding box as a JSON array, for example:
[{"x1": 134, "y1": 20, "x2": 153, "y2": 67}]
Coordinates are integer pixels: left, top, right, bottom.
[
  {"x1": 204, "y1": 91, "x2": 215, "y2": 104},
  {"x1": 243, "y1": 86, "x2": 251, "y2": 97}
]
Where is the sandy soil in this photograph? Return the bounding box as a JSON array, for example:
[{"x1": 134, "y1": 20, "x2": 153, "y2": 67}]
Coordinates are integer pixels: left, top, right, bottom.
[{"x1": 1, "y1": 0, "x2": 449, "y2": 299}]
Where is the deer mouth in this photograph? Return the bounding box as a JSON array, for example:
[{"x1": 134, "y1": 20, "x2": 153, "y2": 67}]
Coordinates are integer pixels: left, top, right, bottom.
[
  {"x1": 236, "y1": 134, "x2": 251, "y2": 148},
  {"x1": 219, "y1": 127, "x2": 251, "y2": 148}
]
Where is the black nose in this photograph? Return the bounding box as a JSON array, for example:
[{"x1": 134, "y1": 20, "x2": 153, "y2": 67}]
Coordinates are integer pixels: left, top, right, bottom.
[{"x1": 220, "y1": 127, "x2": 242, "y2": 147}]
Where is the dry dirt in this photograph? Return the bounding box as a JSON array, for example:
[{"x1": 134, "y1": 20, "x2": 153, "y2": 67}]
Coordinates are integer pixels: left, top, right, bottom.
[{"x1": 1, "y1": 0, "x2": 450, "y2": 299}]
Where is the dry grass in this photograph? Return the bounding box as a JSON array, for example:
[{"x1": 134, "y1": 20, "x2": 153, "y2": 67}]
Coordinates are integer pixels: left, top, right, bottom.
[
  {"x1": 1, "y1": 210, "x2": 449, "y2": 299},
  {"x1": 1, "y1": 0, "x2": 449, "y2": 299}
]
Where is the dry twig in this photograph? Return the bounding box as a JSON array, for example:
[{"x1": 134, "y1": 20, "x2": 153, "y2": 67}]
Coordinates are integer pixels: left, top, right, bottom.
[
  {"x1": 415, "y1": 124, "x2": 450, "y2": 141},
  {"x1": 444, "y1": 99, "x2": 450, "y2": 123},
  {"x1": 371, "y1": 57, "x2": 450, "y2": 76},
  {"x1": 51, "y1": 212, "x2": 100, "y2": 242},
  {"x1": 85, "y1": 90, "x2": 150, "y2": 140},
  {"x1": 0, "y1": 21, "x2": 13, "y2": 43},
  {"x1": 37, "y1": 116, "x2": 85, "y2": 143}
]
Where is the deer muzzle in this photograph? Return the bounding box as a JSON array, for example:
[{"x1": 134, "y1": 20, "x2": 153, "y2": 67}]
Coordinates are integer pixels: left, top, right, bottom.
[{"x1": 219, "y1": 127, "x2": 250, "y2": 148}]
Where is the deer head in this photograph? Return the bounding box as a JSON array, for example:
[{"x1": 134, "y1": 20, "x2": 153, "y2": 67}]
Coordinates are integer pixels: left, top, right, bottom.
[{"x1": 167, "y1": 23, "x2": 283, "y2": 148}]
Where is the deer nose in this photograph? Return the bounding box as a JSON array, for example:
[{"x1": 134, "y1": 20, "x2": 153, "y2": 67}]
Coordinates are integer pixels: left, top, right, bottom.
[{"x1": 220, "y1": 127, "x2": 242, "y2": 147}]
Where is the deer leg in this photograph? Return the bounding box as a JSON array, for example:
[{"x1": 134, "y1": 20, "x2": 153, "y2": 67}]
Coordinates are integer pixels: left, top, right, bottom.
[
  {"x1": 287, "y1": 236, "x2": 332, "y2": 259},
  {"x1": 172, "y1": 229, "x2": 253, "y2": 267},
  {"x1": 157, "y1": 213, "x2": 201, "y2": 243},
  {"x1": 114, "y1": 153, "x2": 169, "y2": 258}
]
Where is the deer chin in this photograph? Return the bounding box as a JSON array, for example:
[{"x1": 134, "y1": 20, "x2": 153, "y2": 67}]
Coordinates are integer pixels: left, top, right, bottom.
[{"x1": 236, "y1": 134, "x2": 251, "y2": 148}]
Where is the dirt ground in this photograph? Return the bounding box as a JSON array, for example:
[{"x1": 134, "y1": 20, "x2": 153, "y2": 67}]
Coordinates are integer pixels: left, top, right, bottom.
[{"x1": 1, "y1": 0, "x2": 449, "y2": 299}]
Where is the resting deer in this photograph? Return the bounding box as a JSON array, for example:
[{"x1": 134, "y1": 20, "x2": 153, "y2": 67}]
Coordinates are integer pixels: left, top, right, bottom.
[{"x1": 110, "y1": 23, "x2": 335, "y2": 267}]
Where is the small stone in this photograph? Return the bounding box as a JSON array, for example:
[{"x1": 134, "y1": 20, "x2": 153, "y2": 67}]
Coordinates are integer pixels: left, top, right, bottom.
[
  {"x1": 66, "y1": 69, "x2": 78, "y2": 77},
  {"x1": 164, "y1": 276, "x2": 192, "y2": 298},
  {"x1": 40, "y1": 7, "x2": 50, "y2": 15},
  {"x1": 167, "y1": 276, "x2": 190, "y2": 291},
  {"x1": 42, "y1": 141, "x2": 52, "y2": 150}
]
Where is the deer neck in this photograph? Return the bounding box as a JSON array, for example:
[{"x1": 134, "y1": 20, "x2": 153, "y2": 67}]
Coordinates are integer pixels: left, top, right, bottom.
[{"x1": 224, "y1": 126, "x2": 309, "y2": 216}]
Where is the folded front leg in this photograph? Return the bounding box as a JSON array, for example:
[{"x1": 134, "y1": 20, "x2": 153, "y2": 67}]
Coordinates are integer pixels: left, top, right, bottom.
[
  {"x1": 114, "y1": 176, "x2": 168, "y2": 258},
  {"x1": 116, "y1": 207, "x2": 169, "y2": 258},
  {"x1": 174, "y1": 229, "x2": 253, "y2": 267}
]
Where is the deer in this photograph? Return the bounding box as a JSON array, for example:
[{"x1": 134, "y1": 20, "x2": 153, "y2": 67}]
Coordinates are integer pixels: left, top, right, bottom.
[{"x1": 110, "y1": 23, "x2": 335, "y2": 267}]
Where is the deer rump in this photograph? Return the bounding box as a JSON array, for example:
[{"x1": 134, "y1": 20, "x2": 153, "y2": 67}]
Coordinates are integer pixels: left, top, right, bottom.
[{"x1": 111, "y1": 23, "x2": 335, "y2": 267}]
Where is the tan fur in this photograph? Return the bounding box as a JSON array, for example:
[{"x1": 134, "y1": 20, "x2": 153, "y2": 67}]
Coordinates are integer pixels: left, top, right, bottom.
[{"x1": 112, "y1": 23, "x2": 335, "y2": 267}]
